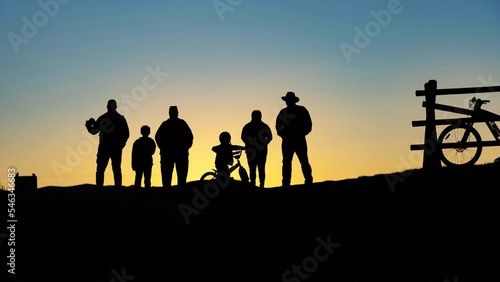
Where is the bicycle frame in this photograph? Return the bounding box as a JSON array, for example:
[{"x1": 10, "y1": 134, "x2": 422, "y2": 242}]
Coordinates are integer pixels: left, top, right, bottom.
[
  {"x1": 227, "y1": 156, "x2": 243, "y2": 175},
  {"x1": 435, "y1": 99, "x2": 500, "y2": 144},
  {"x1": 200, "y1": 149, "x2": 249, "y2": 183},
  {"x1": 486, "y1": 121, "x2": 500, "y2": 141},
  {"x1": 437, "y1": 97, "x2": 500, "y2": 167},
  {"x1": 468, "y1": 105, "x2": 500, "y2": 142}
]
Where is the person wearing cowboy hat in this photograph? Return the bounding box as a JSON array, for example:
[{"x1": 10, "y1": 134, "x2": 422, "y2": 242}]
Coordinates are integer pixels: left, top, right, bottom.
[{"x1": 275, "y1": 91, "x2": 313, "y2": 187}]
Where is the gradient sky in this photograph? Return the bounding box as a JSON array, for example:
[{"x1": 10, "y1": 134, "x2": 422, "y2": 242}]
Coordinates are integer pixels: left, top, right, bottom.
[{"x1": 1, "y1": 0, "x2": 500, "y2": 188}]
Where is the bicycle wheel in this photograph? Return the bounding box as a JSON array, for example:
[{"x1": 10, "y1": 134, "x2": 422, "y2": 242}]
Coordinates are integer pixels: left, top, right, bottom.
[
  {"x1": 200, "y1": 171, "x2": 217, "y2": 183},
  {"x1": 438, "y1": 124, "x2": 482, "y2": 167}
]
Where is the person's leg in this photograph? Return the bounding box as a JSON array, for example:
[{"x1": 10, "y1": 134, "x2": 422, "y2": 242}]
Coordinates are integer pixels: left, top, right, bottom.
[
  {"x1": 244, "y1": 149, "x2": 257, "y2": 186},
  {"x1": 257, "y1": 151, "x2": 267, "y2": 188},
  {"x1": 281, "y1": 140, "x2": 294, "y2": 187},
  {"x1": 134, "y1": 168, "x2": 143, "y2": 196},
  {"x1": 134, "y1": 169, "x2": 143, "y2": 188},
  {"x1": 144, "y1": 165, "x2": 152, "y2": 189},
  {"x1": 215, "y1": 164, "x2": 231, "y2": 188},
  {"x1": 160, "y1": 155, "x2": 175, "y2": 189},
  {"x1": 96, "y1": 146, "x2": 109, "y2": 189},
  {"x1": 247, "y1": 158, "x2": 257, "y2": 187},
  {"x1": 176, "y1": 153, "x2": 189, "y2": 189},
  {"x1": 110, "y1": 148, "x2": 123, "y2": 189},
  {"x1": 143, "y1": 165, "x2": 152, "y2": 196},
  {"x1": 295, "y1": 137, "x2": 313, "y2": 185}
]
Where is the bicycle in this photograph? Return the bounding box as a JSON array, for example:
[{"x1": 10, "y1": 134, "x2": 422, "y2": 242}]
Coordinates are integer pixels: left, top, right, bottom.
[
  {"x1": 199, "y1": 149, "x2": 249, "y2": 184},
  {"x1": 438, "y1": 96, "x2": 500, "y2": 167}
]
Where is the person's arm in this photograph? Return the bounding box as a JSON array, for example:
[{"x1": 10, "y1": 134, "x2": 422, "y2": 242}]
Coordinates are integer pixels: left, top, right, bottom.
[
  {"x1": 241, "y1": 124, "x2": 248, "y2": 145},
  {"x1": 155, "y1": 123, "x2": 164, "y2": 151},
  {"x1": 124, "y1": 118, "x2": 130, "y2": 141},
  {"x1": 86, "y1": 116, "x2": 100, "y2": 135},
  {"x1": 303, "y1": 107, "x2": 312, "y2": 136},
  {"x1": 232, "y1": 144, "x2": 246, "y2": 150},
  {"x1": 264, "y1": 124, "x2": 273, "y2": 144},
  {"x1": 149, "y1": 138, "x2": 156, "y2": 156},
  {"x1": 184, "y1": 121, "x2": 194, "y2": 150},
  {"x1": 275, "y1": 110, "x2": 285, "y2": 138},
  {"x1": 131, "y1": 141, "x2": 137, "y2": 171},
  {"x1": 122, "y1": 116, "x2": 130, "y2": 147}
]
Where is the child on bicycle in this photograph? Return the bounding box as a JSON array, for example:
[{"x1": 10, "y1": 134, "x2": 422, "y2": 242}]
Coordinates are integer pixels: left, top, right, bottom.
[{"x1": 212, "y1": 131, "x2": 245, "y2": 176}]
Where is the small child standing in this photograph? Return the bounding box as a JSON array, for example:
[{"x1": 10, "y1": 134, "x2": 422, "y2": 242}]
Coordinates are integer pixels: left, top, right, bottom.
[
  {"x1": 212, "y1": 131, "x2": 245, "y2": 176},
  {"x1": 132, "y1": 125, "x2": 157, "y2": 195}
]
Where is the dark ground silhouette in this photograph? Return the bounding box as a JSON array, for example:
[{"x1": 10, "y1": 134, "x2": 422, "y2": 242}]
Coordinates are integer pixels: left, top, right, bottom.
[{"x1": 2, "y1": 164, "x2": 500, "y2": 281}]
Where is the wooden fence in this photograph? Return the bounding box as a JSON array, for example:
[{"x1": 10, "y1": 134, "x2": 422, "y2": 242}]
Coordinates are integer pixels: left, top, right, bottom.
[{"x1": 410, "y1": 80, "x2": 500, "y2": 170}]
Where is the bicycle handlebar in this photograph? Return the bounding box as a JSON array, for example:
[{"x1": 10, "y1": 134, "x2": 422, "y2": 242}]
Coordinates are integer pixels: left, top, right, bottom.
[{"x1": 470, "y1": 97, "x2": 490, "y2": 104}]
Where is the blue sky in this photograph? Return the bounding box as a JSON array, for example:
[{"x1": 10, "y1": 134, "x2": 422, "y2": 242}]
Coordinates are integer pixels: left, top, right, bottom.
[{"x1": 1, "y1": 0, "x2": 500, "y2": 188}]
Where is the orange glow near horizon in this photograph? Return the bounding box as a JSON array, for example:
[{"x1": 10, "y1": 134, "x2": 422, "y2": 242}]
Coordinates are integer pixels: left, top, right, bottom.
[
  {"x1": 1, "y1": 1, "x2": 499, "y2": 189},
  {"x1": 4, "y1": 79, "x2": 500, "y2": 189}
]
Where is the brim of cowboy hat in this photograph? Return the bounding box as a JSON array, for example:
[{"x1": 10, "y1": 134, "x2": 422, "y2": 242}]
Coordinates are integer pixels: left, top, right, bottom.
[{"x1": 281, "y1": 96, "x2": 299, "y2": 102}]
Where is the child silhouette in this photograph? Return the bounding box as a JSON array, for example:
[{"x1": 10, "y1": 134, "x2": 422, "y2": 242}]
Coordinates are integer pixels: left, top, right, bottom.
[
  {"x1": 211, "y1": 131, "x2": 245, "y2": 177},
  {"x1": 132, "y1": 125, "x2": 157, "y2": 195}
]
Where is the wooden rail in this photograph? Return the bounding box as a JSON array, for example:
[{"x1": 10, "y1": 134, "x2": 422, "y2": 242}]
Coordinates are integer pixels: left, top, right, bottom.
[
  {"x1": 411, "y1": 80, "x2": 500, "y2": 170},
  {"x1": 415, "y1": 85, "x2": 500, "y2": 96}
]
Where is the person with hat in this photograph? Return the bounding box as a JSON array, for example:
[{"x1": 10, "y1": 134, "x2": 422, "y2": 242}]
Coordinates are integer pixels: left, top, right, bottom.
[
  {"x1": 275, "y1": 91, "x2": 313, "y2": 187},
  {"x1": 155, "y1": 106, "x2": 194, "y2": 190}
]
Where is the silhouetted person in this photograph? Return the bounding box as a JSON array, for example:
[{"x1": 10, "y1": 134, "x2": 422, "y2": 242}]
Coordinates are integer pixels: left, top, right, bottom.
[
  {"x1": 85, "y1": 99, "x2": 130, "y2": 190},
  {"x1": 155, "y1": 106, "x2": 193, "y2": 189},
  {"x1": 275, "y1": 92, "x2": 313, "y2": 187},
  {"x1": 241, "y1": 110, "x2": 273, "y2": 188},
  {"x1": 212, "y1": 131, "x2": 245, "y2": 177},
  {"x1": 132, "y1": 125, "x2": 156, "y2": 195}
]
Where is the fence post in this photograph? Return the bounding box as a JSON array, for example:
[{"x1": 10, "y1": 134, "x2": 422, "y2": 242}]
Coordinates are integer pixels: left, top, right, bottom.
[{"x1": 422, "y1": 79, "x2": 442, "y2": 171}]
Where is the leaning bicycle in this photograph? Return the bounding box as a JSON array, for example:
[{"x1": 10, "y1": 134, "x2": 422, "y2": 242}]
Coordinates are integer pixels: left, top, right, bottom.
[{"x1": 438, "y1": 97, "x2": 500, "y2": 167}]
